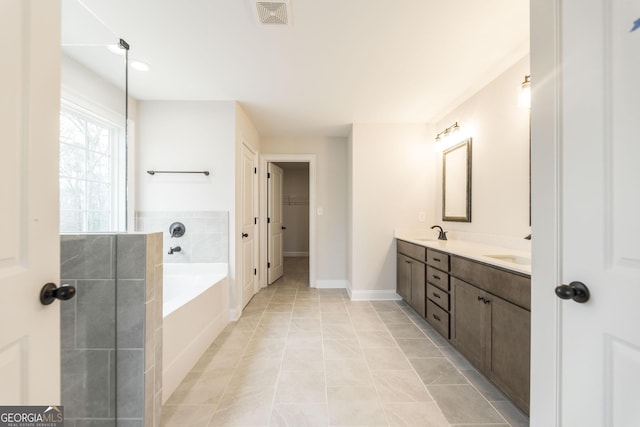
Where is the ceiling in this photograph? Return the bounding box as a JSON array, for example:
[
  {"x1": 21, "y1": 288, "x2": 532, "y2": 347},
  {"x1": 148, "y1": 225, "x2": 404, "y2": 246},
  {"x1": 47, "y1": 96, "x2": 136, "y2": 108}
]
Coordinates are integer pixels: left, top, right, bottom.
[{"x1": 61, "y1": 0, "x2": 529, "y2": 137}]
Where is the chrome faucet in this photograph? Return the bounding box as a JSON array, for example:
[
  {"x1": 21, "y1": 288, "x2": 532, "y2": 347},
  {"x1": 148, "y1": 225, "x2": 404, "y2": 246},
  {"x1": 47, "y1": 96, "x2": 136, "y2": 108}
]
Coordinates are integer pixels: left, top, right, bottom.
[
  {"x1": 168, "y1": 246, "x2": 181, "y2": 255},
  {"x1": 431, "y1": 225, "x2": 448, "y2": 241}
]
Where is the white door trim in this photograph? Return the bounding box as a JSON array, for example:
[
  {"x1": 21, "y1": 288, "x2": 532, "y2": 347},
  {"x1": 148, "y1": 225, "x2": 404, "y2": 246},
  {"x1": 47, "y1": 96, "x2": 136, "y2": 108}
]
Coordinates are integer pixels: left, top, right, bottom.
[
  {"x1": 259, "y1": 154, "x2": 317, "y2": 288},
  {"x1": 530, "y1": 0, "x2": 561, "y2": 424}
]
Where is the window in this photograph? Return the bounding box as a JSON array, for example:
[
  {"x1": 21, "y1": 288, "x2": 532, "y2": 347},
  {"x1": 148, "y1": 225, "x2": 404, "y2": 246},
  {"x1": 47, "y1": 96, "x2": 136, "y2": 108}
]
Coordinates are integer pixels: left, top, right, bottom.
[{"x1": 59, "y1": 102, "x2": 125, "y2": 232}]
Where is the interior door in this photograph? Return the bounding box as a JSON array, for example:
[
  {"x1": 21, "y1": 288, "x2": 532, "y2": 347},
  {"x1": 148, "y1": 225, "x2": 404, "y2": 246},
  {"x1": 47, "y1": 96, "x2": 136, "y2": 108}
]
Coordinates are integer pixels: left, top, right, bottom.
[
  {"x1": 267, "y1": 163, "x2": 284, "y2": 284},
  {"x1": 0, "y1": 0, "x2": 62, "y2": 404},
  {"x1": 557, "y1": 0, "x2": 640, "y2": 424},
  {"x1": 241, "y1": 143, "x2": 257, "y2": 308}
]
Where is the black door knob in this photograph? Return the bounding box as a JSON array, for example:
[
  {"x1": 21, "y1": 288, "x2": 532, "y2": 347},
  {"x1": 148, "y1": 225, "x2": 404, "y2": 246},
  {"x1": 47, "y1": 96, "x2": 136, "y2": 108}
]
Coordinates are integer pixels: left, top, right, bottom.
[
  {"x1": 555, "y1": 281, "x2": 590, "y2": 303},
  {"x1": 40, "y1": 282, "x2": 76, "y2": 305},
  {"x1": 242, "y1": 233, "x2": 249, "y2": 238}
]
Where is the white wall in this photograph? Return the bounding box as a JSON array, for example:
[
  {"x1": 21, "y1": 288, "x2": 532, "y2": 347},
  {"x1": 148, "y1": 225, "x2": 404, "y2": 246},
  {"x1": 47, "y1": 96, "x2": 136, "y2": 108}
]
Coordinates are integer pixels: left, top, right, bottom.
[
  {"x1": 261, "y1": 137, "x2": 348, "y2": 282},
  {"x1": 61, "y1": 54, "x2": 135, "y2": 119},
  {"x1": 433, "y1": 55, "x2": 531, "y2": 247},
  {"x1": 349, "y1": 123, "x2": 435, "y2": 298},
  {"x1": 136, "y1": 101, "x2": 236, "y2": 211}
]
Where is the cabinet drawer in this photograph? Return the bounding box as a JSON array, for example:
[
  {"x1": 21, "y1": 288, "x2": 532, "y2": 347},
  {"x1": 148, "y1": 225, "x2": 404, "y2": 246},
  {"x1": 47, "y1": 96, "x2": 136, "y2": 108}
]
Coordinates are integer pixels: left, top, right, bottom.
[
  {"x1": 426, "y1": 267, "x2": 449, "y2": 291},
  {"x1": 426, "y1": 299, "x2": 450, "y2": 339},
  {"x1": 398, "y1": 240, "x2": 426, "y2": 261},
  {"x1": 427, "y1": 283, "x2": 450, "y2": 311},
  {"x1": 426, "y1": 248, "x2": 449, "y2": 271}
]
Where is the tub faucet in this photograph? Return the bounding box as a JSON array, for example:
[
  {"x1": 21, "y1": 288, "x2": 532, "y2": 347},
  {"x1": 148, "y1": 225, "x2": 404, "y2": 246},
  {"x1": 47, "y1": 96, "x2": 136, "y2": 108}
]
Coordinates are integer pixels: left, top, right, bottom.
[
  {"x1": 431, "y1": 225, "x2": 448, "y2": 241},
  {"x1": 168, "y1": 246, "x2": 181, "y2": 255}
]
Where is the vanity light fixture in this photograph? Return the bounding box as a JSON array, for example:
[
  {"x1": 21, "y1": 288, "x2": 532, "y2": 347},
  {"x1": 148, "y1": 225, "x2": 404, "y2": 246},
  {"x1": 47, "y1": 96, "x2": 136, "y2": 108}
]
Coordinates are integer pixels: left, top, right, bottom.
[
  {"x1": 519, "y1": 74, "x2": 531, "y2": 109},
  {"x1": 436, "y1": 122, "x2": 460, "y2": 145}
]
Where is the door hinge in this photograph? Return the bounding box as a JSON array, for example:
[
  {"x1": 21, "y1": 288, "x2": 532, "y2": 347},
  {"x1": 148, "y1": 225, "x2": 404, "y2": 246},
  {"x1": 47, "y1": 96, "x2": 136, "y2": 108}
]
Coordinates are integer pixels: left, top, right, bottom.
[
  {"x1": 267, "y1": 217, "x2": 271, "y2": 224},
  {"x1": 254, "y1": 268, "x2": 257, "y2": 275},
  {"x1": 254, "y1": 217, "x2": 257, "y2": 225},
  {"x1": 267, "y1": 172, "x2": 271, "y2": 178},
  {"x1": 268, "y1": 262, "x2": 271, "y2": 268},
  {"x1": 254, "y1": 167, "x2": 257, "y2": 174}
]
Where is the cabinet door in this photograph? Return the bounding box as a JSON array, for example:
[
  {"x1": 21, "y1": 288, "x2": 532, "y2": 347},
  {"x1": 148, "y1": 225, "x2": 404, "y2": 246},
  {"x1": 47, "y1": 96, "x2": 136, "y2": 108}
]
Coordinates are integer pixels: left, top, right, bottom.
[
  {"x1": 410, "y1": 261, "x2": 426, "y2": 317},
  {"x1": 489, "y1": 297, "x2": 531, "y2": 414},
  {"x1": 451, "y1": 278, "x2": 490, "y2": 370},
  {"x1": 397, "y1": 254, "x2": 411, "y2": 301}
]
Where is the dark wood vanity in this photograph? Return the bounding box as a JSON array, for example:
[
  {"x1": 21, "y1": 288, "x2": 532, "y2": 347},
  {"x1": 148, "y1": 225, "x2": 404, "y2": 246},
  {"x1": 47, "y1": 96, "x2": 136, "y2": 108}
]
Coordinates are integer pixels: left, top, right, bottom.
[{"x1": 396, "y1": 239, "x2": 531, "y2": 414}]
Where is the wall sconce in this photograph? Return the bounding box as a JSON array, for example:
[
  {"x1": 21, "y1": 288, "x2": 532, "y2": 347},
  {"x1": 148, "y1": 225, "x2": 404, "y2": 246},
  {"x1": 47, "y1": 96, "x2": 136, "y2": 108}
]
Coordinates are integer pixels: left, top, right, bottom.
[
  {"x1": 434, "y1": 122, "x2": 462, "y2": 150},
  {"x1": 519, "y1": 74, "x2": 531, "y2": 109}
]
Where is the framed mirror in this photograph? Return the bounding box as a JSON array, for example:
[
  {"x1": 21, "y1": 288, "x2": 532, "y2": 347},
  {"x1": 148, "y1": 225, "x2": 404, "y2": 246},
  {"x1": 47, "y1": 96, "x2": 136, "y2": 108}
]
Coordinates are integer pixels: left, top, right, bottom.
[{"x1": 443, "y1": 138, "x2": 472, "y2": 222}]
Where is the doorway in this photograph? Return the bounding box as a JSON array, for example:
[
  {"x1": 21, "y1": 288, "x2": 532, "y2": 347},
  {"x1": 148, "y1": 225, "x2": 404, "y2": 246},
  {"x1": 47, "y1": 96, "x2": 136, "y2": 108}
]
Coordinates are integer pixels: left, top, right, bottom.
[
  {"x1": 269, "y1": 162, "x2": 310, "y2": 284},
  {"x1": 260, "y1": 154, "x2": 317, "y2": 289}
]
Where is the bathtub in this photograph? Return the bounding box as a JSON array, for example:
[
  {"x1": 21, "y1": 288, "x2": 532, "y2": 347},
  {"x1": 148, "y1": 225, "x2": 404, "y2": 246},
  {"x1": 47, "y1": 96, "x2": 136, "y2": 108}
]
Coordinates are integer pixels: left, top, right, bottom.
[{"x1": 162, "y1": 263, "x2": 229, "y2": 403}]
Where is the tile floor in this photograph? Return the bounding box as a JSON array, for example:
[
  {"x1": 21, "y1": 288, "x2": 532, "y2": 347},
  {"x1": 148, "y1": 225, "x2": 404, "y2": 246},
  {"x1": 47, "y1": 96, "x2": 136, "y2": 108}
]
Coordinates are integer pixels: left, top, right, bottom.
[{"x1": 162, "y1": 257, "x2": 529, "y2": 427}]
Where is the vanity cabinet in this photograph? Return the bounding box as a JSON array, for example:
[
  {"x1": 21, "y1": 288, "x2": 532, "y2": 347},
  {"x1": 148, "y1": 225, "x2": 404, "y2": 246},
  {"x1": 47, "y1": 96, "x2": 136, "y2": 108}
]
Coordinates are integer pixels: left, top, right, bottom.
[
  {"x1": 450, "y1": 256, "x2": 531, "y2": 414},
  {"x1": 425, "y1": 248, "x2": 451, "y2": 338},
  {"x1": 396, "y1": 241, "x2": 426, "y2": 317}
]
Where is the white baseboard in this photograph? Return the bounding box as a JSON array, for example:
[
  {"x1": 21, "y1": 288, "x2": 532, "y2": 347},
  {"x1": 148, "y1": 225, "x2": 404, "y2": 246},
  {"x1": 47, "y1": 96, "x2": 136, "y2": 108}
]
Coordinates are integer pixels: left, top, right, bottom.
[
  {"x1": 314, "y1": 279, "x2": 348, "y2": 289},
  {"x1": 347, "y1": 289, "x2": 403, "y2": 301},
  {"x1": 283, "y1": 251, "x2": 309, "y2": 257}
]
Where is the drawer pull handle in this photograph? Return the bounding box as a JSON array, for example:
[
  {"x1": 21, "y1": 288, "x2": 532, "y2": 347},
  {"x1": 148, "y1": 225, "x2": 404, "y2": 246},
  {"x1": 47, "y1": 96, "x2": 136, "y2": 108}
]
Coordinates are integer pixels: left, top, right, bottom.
[
  {"x1": 432, "y1": 314, "x2": 441, "y2": 321},
  {"x1": 405, "y1": 260, "x2": 411, "y2": 264},
  {"x1": 433, "y1": 275, "x2": 441, "y2": 280},
  {"x1": 477, "y1": 296, "x2": 485, "y2": 302},
  {"x1": 433, "y1": 292, "x2": 441, "y2": 299},
  {"x1": 433, "y1": 257, "x2": 441, "y2": 262},
  {"x1": 483, "y1": 299, "x2": 491, "y2": 304}
]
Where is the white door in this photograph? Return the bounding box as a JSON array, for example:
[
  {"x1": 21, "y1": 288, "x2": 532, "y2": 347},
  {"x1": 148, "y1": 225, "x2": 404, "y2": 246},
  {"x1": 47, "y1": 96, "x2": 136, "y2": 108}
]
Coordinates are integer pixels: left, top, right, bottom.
[
  {"x1": 0, "y1": 0, "x2": 62, "y2": 405},
  {"x1": 267, "y1": 163, "x2": 284, "y2": 284},
  {"x1": 542, "y1": 0, "x2": 640, "y2": 425},
  {"x1": 241, "y1": 143, "x2": 257, "y2": 308}
]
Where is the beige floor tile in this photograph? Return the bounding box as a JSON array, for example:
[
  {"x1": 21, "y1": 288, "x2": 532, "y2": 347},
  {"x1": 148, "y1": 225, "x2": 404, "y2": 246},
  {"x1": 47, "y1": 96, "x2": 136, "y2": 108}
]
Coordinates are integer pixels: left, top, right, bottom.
[
  {"x1": 191, "y1": 346, "x2": 245, "y2": 372},
  {"x1": 323, "y1": 339, "x2": 363, "y2": 360},
  {"x1": 243, "y1": 337, "x2": 287, "y2": 360},
  {"x1": 321, "y1": 312, "x2": 351, "y2": 324},
  {"x1": 428, "y1": 384, "x2": 505, "y2": 425},
  {"x1": 396, "y1": 338, "x2": 443, "y2": 359},
  {"x1": 363, "y1": 347, "x2": 412, "y2": 371},
  {"x1": 275, "y1": 370, "x2": 326, "y2": 403},
  {"x1": 356, "y1": 330, "x2": 397, "y2": 348},
  {"x1": 227, "y1": 357, "x2": 282, "y2": 388},
  {"x1": 281, "y1": 346, "x2": 324, "y2": 371},
  {"x1": 386, "y1": 323, "x2": 427, "y2": 339},
  {"x1": 270, "y1": 403, "x2": 329, "y2": 427},
  {"x1": 327, "y1": 386, "x2": 388, "y2": 426},
  {"x1": 325, "y1": 358, "x2": 372, "y2": 386},
  {"x1": 372, "y1": 371, "x2": 432, "y2": 403},
  {"x1": 266, "y1": 303, "x2": 294, "y2": 313},
  {"x1": 210, "y1": 385, "x2": 275, "y2": 426},
  {"x1": 322, "y1": 323, "x2": 358, "y2": 340},
  {"x1": 166, "y1": 369, "x2": 234, "y2": 405},
  {"x1": 410, "y1": 358, "x2": 468, "y2": 385},
  {"x1": 161, "y1": 404, "x2": 215, "y2": 427},
  {"x1": 285, "y1": 333, "x2": 323, "y2": 350},
  {"x1": 289, "y1": 318, "x2": 322, "y2": 332},
  {"x1": 384, "y1": 402, "x2": 450, "y2": 427}
]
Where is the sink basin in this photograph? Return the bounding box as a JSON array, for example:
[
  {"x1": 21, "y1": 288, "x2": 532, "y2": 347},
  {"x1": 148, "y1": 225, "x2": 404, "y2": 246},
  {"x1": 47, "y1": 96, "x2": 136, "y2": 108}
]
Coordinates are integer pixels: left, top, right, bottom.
[{"x1": 484, "y1": 254, "x2": 531, "y2": 266}]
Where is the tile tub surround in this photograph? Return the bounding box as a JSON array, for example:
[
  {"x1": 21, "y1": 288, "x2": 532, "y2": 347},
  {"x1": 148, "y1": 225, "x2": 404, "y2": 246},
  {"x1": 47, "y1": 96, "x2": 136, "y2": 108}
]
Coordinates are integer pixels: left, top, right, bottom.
[
  {"x1": 60, "y1": 233, "x2": 163, "y2": 427},
  {"x1": 161, "y1": 257, "x2": 529, "y2": 427},
  {"x1": 135, "y1": 211, "x2": 228, "y2": 264}
]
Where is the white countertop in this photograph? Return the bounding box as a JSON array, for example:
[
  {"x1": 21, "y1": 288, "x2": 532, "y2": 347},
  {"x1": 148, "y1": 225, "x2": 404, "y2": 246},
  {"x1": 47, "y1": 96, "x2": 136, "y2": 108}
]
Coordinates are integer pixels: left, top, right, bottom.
[{"x1": 395, "y1": 232, "x2": 531, "y2": 275}]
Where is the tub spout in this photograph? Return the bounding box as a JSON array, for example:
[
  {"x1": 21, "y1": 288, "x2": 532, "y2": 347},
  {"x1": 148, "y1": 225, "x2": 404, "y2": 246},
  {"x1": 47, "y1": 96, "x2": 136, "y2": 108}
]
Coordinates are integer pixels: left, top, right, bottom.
[{"x1": 168, "y1": 246, "x2": 181, "y2": 255}]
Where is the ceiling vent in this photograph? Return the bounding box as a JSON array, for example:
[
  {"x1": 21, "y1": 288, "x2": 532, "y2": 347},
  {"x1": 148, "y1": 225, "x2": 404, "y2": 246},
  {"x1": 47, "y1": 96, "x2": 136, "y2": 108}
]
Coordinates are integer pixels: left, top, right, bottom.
[{"x1": 254, "y1": 1, "x2": 291, "y2": 25}]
